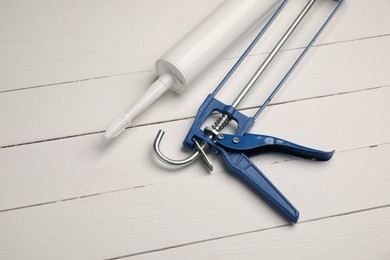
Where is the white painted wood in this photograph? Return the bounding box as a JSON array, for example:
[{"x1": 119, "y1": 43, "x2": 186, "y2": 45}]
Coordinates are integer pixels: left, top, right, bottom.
[
  {"x1": 1, "y1": 35, "x2": 389, "y2": 147},
  {"x1": 0, "y1": 0, "x2": 223, "y2": 92},
  {"x1": 0, "y1": 0, "x2": 388, "y2": 92},
  {"x1": 0, "y1": 87, "x2": 389, "y2": 212},
  {"x1": 129, "y1": 207, "x2": 390, "y2": 260},
  {"x1": 0, "y1": 0, "x2": 389, "y2": 259},
  {"x1": 0, "y1": 143, "x2": 389, "y2": 259}
]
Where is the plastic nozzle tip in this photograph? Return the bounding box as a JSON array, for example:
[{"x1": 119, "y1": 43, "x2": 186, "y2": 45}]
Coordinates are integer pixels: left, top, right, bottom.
[
  {"x1": 104, "y1": 73, "x2": 174, "y2": 139},
  {"x1": 104, "y1": 114, "x2": 131, "y2": 139}
]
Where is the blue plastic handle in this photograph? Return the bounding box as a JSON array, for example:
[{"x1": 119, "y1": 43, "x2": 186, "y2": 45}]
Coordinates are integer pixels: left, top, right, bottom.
[
  {"x1": 216, "y1": 133, "x2": 334, "y2": 161},
  {"x1": 219, "y1": 149, "x2": 299, "y2": 223},
  {"x1": 182, "y1": 96, "x2": 335, "y2": 223}
]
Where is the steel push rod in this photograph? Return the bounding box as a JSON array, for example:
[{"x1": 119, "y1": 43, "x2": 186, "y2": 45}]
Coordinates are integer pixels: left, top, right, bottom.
[{"x1": 213, "y1": 0, "x2": 316, "y2": 133}]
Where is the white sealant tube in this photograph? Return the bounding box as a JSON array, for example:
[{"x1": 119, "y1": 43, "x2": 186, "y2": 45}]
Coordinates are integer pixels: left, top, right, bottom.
[{"x1": 104, "y1": 0, "x2": 283, "y2": 139}]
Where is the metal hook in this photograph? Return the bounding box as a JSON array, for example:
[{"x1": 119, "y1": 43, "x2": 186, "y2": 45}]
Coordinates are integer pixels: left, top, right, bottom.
[{"x1": 153, "y1": 130, "x2": 214, "y2": 171}]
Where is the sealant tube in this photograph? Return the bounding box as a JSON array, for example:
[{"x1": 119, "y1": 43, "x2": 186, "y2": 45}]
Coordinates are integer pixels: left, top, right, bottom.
[{"x1": 104, "y1": 0, "x2": 283, "y2": 139}]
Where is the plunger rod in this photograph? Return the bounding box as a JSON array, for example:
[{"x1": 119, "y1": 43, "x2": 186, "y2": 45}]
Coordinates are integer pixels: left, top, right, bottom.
[{"x1": 231, "y1": 0, "x2": 316, "y2": 108}]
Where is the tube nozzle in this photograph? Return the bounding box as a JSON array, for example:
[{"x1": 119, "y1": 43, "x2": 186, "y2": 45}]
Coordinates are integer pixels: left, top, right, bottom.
[{"x1": 104, "y1": 73, "x2": 175, "y2": 139}]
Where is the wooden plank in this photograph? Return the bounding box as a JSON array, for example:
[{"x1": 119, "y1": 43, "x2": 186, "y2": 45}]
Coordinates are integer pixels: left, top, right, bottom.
[
  {"x1": 1, "y1": 35, "x2": 390, "y2": 147},
  {"x1": 0, "y1": 143, "x2": 389, "y2": 259},
  {"x1": 0, "y1": 0, "x2": 388, "y2": 92},
  {"x1": 129, "y1": 207, "x2": 390, "y2": 260},
  {"x1": 0, "y1": 86, "x2": 389, "y2": 212},
  {"x1": 0, "y1": 1, "x2": 387, "y2": 259},
  {"x1": 0, "y1": 0, "x2": 222, "y2": 92}
]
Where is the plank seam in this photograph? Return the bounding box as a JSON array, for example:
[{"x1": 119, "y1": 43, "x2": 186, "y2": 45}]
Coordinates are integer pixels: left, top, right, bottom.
[
  {"x1": 1, "y1": 141, "x2": 389, "y2": 214},
  {"x1": 1, "y1": 33, "x2": 389, "y2": 94},
  {"x1": 1, "y1": 84, "x2": 389, "y2": 149},
  {"x1": 105, "y1": 205, "x2": 390, "y2": 259}
]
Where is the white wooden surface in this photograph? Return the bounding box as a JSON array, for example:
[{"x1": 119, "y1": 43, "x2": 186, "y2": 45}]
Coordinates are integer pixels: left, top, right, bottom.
[{"x1": 0, "y1": 0, "x2": 389, "y2": 259}]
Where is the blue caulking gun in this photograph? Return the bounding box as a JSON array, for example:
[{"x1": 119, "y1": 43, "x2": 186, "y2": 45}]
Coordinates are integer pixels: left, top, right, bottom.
[{"x1": 154, "y1": 0, "x2": 344, "y2": 223}]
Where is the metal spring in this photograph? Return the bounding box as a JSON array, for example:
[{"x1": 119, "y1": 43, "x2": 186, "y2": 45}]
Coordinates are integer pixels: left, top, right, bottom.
[{"x1": 212, "y1": 114, "x2": 231, "y2": 132}]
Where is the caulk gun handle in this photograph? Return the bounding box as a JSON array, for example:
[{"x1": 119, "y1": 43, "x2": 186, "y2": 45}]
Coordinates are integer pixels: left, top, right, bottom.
[
  {"x1": 219, "y1": 150, "x2": 299, "y2": 223},
  {"x1": 216, "y1": 133, "x2": 335, "y2": 162}
]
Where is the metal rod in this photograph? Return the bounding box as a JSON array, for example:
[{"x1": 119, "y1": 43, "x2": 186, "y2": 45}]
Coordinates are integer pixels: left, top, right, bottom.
[
  {"x1": 254, "y1": 0, "x2": 344, "y2": 119},
  {"x1": 231, "y1": 0, "x2": 316, "y2": 108},
  {"x1": 212, "y1": 0, "x2": 288, "y2": 96}
]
